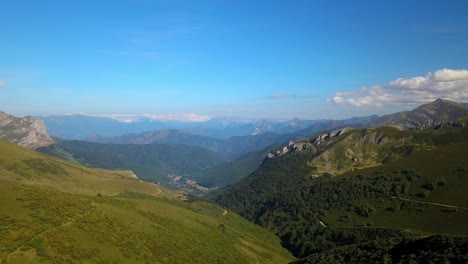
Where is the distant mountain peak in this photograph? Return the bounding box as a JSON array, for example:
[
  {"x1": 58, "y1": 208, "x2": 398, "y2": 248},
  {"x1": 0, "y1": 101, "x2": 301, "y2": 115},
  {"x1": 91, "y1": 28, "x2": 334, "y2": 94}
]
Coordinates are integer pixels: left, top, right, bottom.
[{"x1": 373, "y1": 99, "x2": 468, "y2": 129}]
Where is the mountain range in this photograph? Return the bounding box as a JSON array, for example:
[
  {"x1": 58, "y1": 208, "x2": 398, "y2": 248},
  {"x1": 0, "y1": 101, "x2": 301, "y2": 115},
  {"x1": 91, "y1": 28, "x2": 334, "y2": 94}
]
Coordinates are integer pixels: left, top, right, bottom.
[
  {"x1": 1, "y1": 99, "x2": 468, "y2": 263},
  {"x1": 85, "y1": 115, "x2": 378, "y2": 160},
  {"x1": 38, "y1": 114, "x2": 379, "y2": 141},
  {"x1": 197, "y1": 99, "x2": 468, "y2": 187},
  {"x1": 37, "y1": 116, "x2": 380, "y2": 187},
  {"x1": 28, "y1": 99, "x2": 468, "y2": 189}
]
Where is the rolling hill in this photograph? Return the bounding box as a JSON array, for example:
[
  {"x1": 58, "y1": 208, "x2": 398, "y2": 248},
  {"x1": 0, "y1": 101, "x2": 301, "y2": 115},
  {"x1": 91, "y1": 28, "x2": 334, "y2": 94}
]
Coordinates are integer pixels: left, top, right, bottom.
[
  {"x1": 0, "y1": 140, "x2": 294, "y2": 263},
  {"x1": 215, "y1": 119, "x2": 468, "y2": 260}
]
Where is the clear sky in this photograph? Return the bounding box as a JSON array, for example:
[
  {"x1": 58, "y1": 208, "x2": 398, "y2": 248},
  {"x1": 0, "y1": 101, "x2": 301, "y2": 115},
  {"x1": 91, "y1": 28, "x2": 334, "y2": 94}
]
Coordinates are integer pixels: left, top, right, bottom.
[{"x1": 1, "y1": 0, "x2": 468, "y2": 121}]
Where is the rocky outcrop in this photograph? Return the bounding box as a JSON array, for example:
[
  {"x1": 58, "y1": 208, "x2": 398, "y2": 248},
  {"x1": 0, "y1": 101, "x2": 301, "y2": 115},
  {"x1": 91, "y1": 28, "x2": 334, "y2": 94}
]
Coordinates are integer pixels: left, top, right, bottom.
[
  {"x1": 0, "y1": 112, "x2": 54, "y2": 149},
  {"x1": 267, "y1": 127, "x2": 353, "y2": 159},
  {"x1": 312, "y1": 127, "x2": 353, "y2": 145},
  {"x1": 128, "y1": 171, "x2": 139, "y2": 179},
  {"x1": 359, "y1": 129, "x2": 410, "y2": 145}
]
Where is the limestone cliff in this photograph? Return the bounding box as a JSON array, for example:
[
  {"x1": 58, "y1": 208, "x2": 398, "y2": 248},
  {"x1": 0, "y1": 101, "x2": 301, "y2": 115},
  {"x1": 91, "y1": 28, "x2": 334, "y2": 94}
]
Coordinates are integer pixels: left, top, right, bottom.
[{"x1": 0, "y1": 112, "x2": 54, "y2": 149}]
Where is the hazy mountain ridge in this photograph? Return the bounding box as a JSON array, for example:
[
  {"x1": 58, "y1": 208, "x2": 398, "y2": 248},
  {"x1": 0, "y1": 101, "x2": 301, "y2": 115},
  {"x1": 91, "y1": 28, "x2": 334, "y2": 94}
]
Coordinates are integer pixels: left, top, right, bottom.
[
  {"x1": 38, "y1": 114, "x2": 379, "y2": 140},
  {"x1": 0, "y1": 112, "x2": 54, "y2": 149},
  {"x1": 86, "y1": 115, "x2": 378, "y2": 161},
  {"x1": 88, "y1": 129, "x2": 224, "y2": 153}
]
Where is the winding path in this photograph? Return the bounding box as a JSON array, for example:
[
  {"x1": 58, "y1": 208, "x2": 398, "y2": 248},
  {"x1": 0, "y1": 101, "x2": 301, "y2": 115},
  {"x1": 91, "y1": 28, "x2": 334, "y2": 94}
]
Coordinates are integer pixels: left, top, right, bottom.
[{"x1": 385, "y1": 195, "x2": 468, "y2": 210}]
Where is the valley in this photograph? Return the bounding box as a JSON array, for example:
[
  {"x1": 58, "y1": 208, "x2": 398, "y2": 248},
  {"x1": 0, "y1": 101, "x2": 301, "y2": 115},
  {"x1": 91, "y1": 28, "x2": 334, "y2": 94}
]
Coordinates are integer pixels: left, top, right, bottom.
[
  {"x1": 3, "y1": 2, "x2": 468, "y2": 262},
  {"x1": 1, "y1": 99, "x2": 468, "y2": 263}
]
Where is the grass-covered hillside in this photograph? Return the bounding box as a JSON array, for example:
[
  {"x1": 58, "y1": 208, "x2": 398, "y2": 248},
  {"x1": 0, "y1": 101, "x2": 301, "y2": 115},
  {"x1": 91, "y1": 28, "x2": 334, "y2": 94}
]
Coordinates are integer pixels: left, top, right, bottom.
[
  {"x1": 0, "y1": 140, "x2": 294, "y2": 263},
  {"x1": 215, "y1": 122, "x2": 468, "y2": 259},
  {"x1": 294, "y1": 123, "x2": 468, "y2": 177}
]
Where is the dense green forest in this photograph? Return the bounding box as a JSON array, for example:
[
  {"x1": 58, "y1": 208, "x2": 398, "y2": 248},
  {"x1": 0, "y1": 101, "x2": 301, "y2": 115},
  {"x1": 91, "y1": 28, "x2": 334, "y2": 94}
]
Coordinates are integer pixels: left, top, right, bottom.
[
  {"x1": 294, "y1": 235, "x2": 468, "y2": 264},
  {"x1": 38, "y1": 139, "x2": 226, "y2": 184}
]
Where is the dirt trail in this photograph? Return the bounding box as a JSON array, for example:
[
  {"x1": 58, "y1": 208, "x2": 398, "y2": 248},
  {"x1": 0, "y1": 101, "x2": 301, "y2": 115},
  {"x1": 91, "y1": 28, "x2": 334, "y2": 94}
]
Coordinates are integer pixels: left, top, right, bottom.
[
  {"x1": 386, "y1": 195, "x2": 468, "y2": 210},
  {"x1": 152, "y1": 189, "x2": 162, "y2": 196}
]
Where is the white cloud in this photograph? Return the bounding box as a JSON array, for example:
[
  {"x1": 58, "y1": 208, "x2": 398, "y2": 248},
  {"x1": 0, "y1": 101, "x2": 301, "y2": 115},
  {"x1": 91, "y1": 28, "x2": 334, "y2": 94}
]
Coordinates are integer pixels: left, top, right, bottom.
[
  {"x1": 327, "y1": 68, "x2": 468, "y2": 106},
  {"x1": 0, "y1": 81, "x2": 6, "y2": 88}
]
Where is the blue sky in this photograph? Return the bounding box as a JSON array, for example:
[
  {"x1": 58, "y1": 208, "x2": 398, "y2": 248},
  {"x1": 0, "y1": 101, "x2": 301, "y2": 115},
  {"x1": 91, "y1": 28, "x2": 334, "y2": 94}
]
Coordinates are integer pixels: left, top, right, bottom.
[{"x1": 1, "y1": 0, "x2": 468, "y2": 121}]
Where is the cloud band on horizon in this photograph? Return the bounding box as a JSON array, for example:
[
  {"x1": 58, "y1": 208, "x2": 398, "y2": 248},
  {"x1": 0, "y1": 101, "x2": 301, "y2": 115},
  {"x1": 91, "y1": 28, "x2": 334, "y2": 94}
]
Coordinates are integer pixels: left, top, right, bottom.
[{"x1": 327, "y1": 68, "x2": 468, "y2": 106}]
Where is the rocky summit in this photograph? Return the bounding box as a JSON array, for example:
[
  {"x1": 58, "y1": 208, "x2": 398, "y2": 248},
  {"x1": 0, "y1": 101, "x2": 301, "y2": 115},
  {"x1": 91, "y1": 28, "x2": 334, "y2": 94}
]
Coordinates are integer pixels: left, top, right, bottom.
[{"x1": 0, "y1": 112, "x2": 54, "y2": 149}]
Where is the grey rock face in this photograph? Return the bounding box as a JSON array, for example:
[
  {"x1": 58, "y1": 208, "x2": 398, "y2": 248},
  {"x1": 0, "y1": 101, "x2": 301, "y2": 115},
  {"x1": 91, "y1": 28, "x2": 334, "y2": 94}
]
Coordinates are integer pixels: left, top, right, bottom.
[
  {"x1": 0, "y1": 112, "x2": 54, "y2": 149},
  {"x1": 268, "y1": 127, "x2": 352, "y2": 159},
  {"x1": 312, "y1": 127, "x2": 353, "y2": 146}
]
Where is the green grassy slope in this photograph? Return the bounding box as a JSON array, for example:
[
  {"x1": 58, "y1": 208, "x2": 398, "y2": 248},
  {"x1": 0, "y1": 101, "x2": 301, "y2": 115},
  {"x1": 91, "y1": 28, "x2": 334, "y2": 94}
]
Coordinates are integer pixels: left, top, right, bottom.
[
  {"x1": 0, "y1": 140, "x2": 171, "y2": 197},
  {"x1": 308, "y1": 124, "x2": 468, "y2": 176},
  {"x1": 0, "y1": 140, "x2": 294, "y2": 263},
  {"x1": 215, "y1": 124, "x2": 468, "y2": 258}
]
